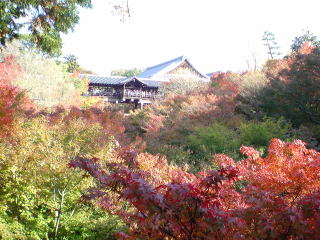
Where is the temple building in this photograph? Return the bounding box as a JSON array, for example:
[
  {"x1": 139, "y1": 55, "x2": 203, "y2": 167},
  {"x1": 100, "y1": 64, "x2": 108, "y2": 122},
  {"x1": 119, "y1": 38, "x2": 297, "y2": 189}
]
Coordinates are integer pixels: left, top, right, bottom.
[{"x1": 81, "y1": 56, "x2": 209, "y2": 108}]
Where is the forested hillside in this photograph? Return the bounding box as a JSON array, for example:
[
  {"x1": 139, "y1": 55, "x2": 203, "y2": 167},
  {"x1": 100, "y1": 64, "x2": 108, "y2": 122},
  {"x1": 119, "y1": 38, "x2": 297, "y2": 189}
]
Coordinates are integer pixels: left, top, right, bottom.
[
  {"x1": 0, "y1": 37, "x2": 320, "y2": 239},
  {"x1": 1, "y1": 2, "x2": 320, "y2": 238}
]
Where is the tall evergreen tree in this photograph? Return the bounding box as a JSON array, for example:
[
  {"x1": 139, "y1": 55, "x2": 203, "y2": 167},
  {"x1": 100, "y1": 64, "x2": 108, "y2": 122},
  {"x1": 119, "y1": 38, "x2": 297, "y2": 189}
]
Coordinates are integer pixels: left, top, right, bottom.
[{"x1": 262, "y1": 31, "x2": 281, "y2": 59}]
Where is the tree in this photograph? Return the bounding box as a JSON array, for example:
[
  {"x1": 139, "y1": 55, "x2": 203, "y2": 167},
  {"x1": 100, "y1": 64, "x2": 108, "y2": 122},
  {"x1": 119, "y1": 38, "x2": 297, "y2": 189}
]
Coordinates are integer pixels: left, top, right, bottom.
[
  {"x1": 112, "y1": 0, "x2": 131, "y2": 23},
  {"x1": 70, "y1": 148, "x2": 242, "y2": 240},
  {"x1": 70, "y1": 139, "x2": 320, "y2": 239},
  {"x1": 234, "y1": 139, "x2": 320, "y2": 239},
  {"x1": 64, "y1": 54, "x2": 80, "y2": 73},
  {"x1": 0, "y1": 0, "x2": 92, "y2": 56},
  {"x1": 262, "y1": 31, "x2": 281, "y2": 59},
  {"x1": 158, "y1": 76, "x2": 206, "y2": 98},
  {"x1": 259, "y1": 43, "x2": 320, "y2": 126},
  {"x1": 229, "y1": 70, "x2": 269, "y2": 119},
  {"x1": 0, "y1": 56, "x2": 23, "y2": 136},
  {"x1": 0, "y1": 106, "x2": 127, "y2": 239},
  {"x1": 291, "y1": 30, "x2": 320, "y2": 52},
  {"x1": 245, "y1": 51, "x2": 259, "y2": 71},
  {"x1": 111, "y1": 68, "x2": 143, "y2": 77},
  {"x1": 129, "y1": 72, "x2": 239, "y2": 170},
  {"x1": 62, "y1": 54, "x2": 95, "y2": 74},
  {"x1": 0, "y1": 42, "x2": 84, "y2": 107},
  {"x1": 0, "y1": 55, "x2": 35, "y2": 136}
]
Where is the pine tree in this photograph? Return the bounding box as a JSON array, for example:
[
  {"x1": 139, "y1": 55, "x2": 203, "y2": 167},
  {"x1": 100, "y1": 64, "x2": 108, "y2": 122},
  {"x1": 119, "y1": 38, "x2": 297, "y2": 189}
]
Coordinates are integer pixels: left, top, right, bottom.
[{"x1": 262, "y1": 31, "x2": 281, "y2": 59}]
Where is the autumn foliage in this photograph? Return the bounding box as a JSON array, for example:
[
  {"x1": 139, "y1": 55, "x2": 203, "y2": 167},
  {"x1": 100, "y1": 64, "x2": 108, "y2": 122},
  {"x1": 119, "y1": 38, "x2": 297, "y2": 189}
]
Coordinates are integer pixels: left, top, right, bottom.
[
  {"x1": 0, "y1": 56, "x2": 36, "y2": 136},
  {"x1": 70, "y1": 149, "x2": 242, "y2": 240},
  {"x1": 232, "y1": 139, "x2": 320, "y2": 239},
  {"x1": 0, "y1": 56, "x2": 19, "y2": 132},
  {"x1": 1, "y1": 36, "x2": 320, "y2": 239},
  {"x1": 70, "y1": 139, "x2": 320, "y2": 239},
  {"x1": 256, "y1": 43, "x2": 320, "y2": 127},
  {"x1": 0, "y1": 103, "x2": 129, "y2": 238},
  {"x1": 141, "y1": 72, "x2": 238, "y2": 151}
]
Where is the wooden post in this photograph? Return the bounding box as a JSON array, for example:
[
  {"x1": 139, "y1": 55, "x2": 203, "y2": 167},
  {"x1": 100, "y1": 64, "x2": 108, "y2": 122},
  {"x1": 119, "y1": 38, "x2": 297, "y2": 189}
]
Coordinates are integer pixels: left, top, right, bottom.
[{"x1": 123, "y1": 83, "x2": 126, "y2": 101}]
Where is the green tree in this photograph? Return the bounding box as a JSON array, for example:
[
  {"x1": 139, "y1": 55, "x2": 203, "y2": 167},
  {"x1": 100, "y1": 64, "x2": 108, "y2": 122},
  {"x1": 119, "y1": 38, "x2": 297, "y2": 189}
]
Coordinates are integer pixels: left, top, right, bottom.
[
  {"x1": 262, "y1": 31, "x2": 281, "y2": 59},
  {"x1": 259, "y1": 46, "x2": 320, "y2": 126},
  {"x1": 291, "y1": 30, "x2": 320, "y2": 52},
  {"x1": 111, "y1": 68, "x2": 143, "y2": 77},
  {"x1": 64, "y1": 54, "x2": 80, "y2": 73},
  {"x1": 63, "y1": 54, "x2": 95, "y2": 74},
  {"x1": 0, "y1": 109, "x2": 126, "y2": 239},
  {"x1": 0, "y1": 0, "x2": 92, "y2": 56}
]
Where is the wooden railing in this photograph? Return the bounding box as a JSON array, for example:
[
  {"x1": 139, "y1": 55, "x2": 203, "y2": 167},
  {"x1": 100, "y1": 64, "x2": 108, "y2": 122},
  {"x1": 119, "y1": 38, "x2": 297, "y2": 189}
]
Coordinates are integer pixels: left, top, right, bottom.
[
  {"x1": 87, "y1": 90, "x2": 157, "y2": 99},
  {"x1": 86, "y1": 91, "x2": 120, "y2": 98},
  {"x1": 123, "y1": 90, "x2": 157, "y2": 99}
]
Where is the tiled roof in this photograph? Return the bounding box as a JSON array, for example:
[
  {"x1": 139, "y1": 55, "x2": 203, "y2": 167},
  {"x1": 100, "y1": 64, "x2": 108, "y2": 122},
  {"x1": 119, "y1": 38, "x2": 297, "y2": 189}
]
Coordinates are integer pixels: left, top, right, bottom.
[
  {"x1": 120, "y1": 77, "x2": 163, "y2": 88},
  {"x1": 134, "y1": 78, "x2": 163, "y2": 88},
  {"x1": 138, "y1": 56, "x2": 209, "y2": 79},
  {"x1": 80, "y1": 74, "x2": 127, "y2": 85},
  {"x1": 80, "y1": 74, "x2": 163, "y2": 88},
  {"x1": 138, "y1": 56, "x2": 185, "y2": 78},
  {"x1": 80, "y1": 56, "x2": 208, "y2": 87}
]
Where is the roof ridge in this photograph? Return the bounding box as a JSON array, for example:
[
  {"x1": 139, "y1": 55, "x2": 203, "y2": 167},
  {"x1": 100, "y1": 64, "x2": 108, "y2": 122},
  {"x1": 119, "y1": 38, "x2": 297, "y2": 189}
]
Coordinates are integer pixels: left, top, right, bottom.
[
  {"x1": 144, "y1": 56, "x2": 185, "y2": 70},
  {"x1": 80, "y1": 74, "x2": 126, "y2": 78}
]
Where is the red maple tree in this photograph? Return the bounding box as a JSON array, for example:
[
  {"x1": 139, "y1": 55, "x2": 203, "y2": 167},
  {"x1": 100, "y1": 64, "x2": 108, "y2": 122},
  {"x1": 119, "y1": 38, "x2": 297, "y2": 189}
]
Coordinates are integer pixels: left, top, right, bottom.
[{"x1": 71, "y1": 138, "x2": 320, "y2": 239}]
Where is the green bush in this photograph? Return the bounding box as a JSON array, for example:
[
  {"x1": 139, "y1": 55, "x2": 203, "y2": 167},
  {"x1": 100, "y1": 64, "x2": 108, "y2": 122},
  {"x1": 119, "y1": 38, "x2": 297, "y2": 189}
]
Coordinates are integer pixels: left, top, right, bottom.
[
  {"x1": 147, "y1": 144, "x2": 194, "y2": 168},
  {"x1": 187, "y1": 123, "x2": 241, "y2": 163},
  {"x1": 239, "y1": 118, "x2": 291, "y2": 147},
  {"x1": 184, "y1": 118, "x2": 291, "y2": 168}
]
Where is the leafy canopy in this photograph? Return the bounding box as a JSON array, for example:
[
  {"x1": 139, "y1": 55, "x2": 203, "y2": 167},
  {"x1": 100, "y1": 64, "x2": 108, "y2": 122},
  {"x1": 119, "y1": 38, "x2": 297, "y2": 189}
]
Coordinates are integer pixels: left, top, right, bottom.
[
  {"x1": 291, "y1": 30, "x2": 320, "y2": 52},
  {"x1": 0, "y1": 42, "x2": 85, "y2": 107},
  {"x1": 71, "y1": 139, "x2": 320, "y2": 239},
  {"x1": 111, "y1": 68, "x2": 143, "y2": 77},
  {"x1": 64, "y1": 54, "x2": 80, "y2": 73},
  {"x1": 0, "y1": 0, "x2": 92, "y2": 56}
]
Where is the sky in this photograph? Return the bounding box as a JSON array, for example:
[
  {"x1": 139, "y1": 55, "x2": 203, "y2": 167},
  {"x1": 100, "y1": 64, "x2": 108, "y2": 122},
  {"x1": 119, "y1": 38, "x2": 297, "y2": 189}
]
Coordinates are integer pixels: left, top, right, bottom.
[{"x1": 61, "y1": 0, "x2": 320, "y2": 75}]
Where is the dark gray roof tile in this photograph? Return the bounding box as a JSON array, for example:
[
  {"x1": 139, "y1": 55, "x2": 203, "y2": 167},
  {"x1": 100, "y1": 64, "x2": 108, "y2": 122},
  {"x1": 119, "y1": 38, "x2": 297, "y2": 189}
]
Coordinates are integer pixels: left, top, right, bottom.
[{"x1": 80, "y1": 74, "x2": 127, "y2": 85}]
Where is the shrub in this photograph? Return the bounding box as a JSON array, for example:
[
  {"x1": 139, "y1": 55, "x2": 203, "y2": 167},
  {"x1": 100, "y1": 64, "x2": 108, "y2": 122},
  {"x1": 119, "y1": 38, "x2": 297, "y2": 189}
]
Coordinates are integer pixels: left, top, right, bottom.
[
  {"x1": 0, "y1": 107, "x2": 126, "y2": 239},
  {"x1": 187, "y1": 123, "x2": 240, "y2": 163},
  {"x1": 185, "y1": 118, "x2": 291, "y2": 167},
  {"x1": 239, "y1": 117, "x2": 291, "y2": 147},
  {"x1": 70, "y1": 139, "x2": 320, "y2": 239}
]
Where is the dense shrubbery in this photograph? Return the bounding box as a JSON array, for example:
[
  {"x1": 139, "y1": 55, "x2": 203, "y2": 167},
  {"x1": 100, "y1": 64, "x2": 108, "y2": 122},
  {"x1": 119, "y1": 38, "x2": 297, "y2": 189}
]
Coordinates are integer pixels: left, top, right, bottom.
[
  {"x1": 71, "y1": 139, "x2": 320, "y2": 240},
  {"x1": 125, "y1": 41, "x2": 320, "y2": 171},
  {"x1": 0, "y1": 108, "x2": 127, "y2": 239},
  {"x1": 143, "y1": 116, "x2": 291, "y2": 170},
  {"x1": 129, "y1": 72, "x2": 293, "y2": 170},
  {"x1": 0, "y1": 55, "x2": 127, "y2": 238}
]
